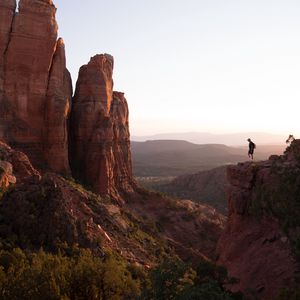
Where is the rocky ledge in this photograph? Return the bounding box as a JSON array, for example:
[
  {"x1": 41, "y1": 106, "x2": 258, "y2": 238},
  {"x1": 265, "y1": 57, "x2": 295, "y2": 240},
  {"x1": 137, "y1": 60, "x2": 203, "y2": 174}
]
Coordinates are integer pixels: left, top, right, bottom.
[{"x1": 217, "y1": 139, "x2": 300, "y2": 299}]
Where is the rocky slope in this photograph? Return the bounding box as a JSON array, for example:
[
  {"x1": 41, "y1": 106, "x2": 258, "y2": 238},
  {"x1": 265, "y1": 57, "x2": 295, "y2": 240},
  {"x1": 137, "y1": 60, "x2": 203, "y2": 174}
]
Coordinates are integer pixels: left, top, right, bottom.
[
  {"x1": 127, "y1": 189, "x2": 225, "y2": 264},
  {"x1": 217, "y1": 140, "x2": 300, "y2": 299},
  {"x1": 0, "y1": 0, "x2": 71, "y2": 174},
  {"x1": 0, "y1": 140, "x2": 225, "y2": 266},
  {"x1": 159, "y1": 165, "x2": 228, "y2": 213},
  {"x1": 70, "y1": 55, "x2": 135, "y2": 199},
  {"x1": 0, "y1": 140, "x2": 166, "y2": 266}
]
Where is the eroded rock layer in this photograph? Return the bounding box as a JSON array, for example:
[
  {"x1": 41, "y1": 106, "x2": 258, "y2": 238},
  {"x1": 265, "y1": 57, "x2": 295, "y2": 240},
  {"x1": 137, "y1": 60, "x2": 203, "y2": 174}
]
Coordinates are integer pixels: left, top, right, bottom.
[
  {"x1": 70, "y1": 55, "x2": 135, "y2": 200},
  {"x1": 217, "y1": 141, "x2": 300, "y2": 299},
  {"x1": 0, "y1": 0, "x2": 70, "y2": 174}
]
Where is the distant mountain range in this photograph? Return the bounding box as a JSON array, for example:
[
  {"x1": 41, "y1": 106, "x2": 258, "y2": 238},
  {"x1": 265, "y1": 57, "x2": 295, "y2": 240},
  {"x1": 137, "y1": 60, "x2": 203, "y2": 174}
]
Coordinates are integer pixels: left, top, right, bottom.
[
  {"x1": 132, "y1": 140, "x2": 286, "y2": 177},
  {"x1": 132, "y1": 131, "x2": 288, "y2": 146}
]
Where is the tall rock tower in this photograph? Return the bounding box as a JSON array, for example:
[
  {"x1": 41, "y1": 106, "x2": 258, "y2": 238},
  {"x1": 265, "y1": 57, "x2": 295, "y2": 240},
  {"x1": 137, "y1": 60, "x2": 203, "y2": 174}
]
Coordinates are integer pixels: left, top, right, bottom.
[{"x1": 70, "y1": 55, "x2": 135, "y2": 200}]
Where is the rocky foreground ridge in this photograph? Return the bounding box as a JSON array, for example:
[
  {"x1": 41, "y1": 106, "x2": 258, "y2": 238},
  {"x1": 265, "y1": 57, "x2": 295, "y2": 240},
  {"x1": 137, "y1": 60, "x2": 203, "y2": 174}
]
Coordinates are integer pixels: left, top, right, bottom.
[{"x1": 217, "y1": 140, "x2": 300, "y2": 299}]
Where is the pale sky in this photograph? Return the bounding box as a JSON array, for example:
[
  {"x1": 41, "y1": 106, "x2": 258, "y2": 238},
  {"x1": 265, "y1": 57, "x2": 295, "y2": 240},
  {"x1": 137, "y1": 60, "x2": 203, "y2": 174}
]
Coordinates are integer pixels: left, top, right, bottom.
[{"x1": 54, "y1": 0, "x2": 300, "y2": 136}]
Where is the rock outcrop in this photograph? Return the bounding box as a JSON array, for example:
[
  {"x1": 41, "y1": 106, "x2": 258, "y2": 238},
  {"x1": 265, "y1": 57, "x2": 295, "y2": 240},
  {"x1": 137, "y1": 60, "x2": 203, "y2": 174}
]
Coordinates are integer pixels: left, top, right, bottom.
[
  {"x1": 0, "y1": 140, "x2": 40, "y2": 183},
  {"x1": 217, "y1": 141, "x2": 300, "y2": 299},
  {"x1": 0, "y1": 160, "x2": 16, "y2": 189},
  {"x1": 70, "y1": 55, "x2": 135, "y2": 200},
  {"x1": 0, "y1": 0, "x2": 71, "y2": 174}
]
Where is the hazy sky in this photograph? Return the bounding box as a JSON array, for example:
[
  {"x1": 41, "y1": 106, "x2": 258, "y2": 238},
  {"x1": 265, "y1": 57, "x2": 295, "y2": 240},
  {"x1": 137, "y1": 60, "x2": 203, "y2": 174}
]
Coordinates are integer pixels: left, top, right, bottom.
[{"x1": 54, "y1": 0, "x2": 300, "y2": 136}]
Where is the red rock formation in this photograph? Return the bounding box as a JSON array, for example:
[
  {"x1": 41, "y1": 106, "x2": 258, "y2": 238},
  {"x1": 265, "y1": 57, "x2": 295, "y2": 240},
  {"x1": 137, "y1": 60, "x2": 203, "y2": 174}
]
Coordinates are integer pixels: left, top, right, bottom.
[
  {"x1": 44, "y1": 38, "x2": 72, "y2": 174},
  {"x1": 0, "y1": 160, "x2": 16, "y2": 189},
  {"x1": 70, "y1": 55, "x2": 135, "y2": 200},
  {"x1": 0, "y1": 140, "x2": 40, "y2": 183},
  {"x1": 0, "y1": 0, "x2": 71, "y2": 174},
  {"x1": 111, "y1": 91, "x2": 134, "y2": 194},
  {"x1": 217, "y1": 143, "x2": 300, "y2": 299}
]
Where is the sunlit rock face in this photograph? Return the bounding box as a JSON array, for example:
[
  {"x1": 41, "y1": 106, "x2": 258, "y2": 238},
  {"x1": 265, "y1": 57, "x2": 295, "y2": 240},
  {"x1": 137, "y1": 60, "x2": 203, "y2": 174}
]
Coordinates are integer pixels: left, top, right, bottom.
[
  {"x1": 70, "y1": 55, "x2": 135, "y2": 201},
  {"x1": 0, "y1": 0, "x2": 71, "y2": 174}
]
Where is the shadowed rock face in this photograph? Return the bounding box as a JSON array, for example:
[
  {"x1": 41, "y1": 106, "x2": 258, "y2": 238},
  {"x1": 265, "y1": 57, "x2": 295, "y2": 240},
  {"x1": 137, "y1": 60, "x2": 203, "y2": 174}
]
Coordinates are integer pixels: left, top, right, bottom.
[
  {"x1": 70, "y1": 55, "x2": 135, "y2": 200},
  {"x1": 0, "y1": 0, "x2": 16, "y2": 92},
  {"x1": 0, "y1": 0, "x2": 71, "y2": 174},
  {"x1": 44, "y1": 38, "x2": 72, "y2": 174},
  {"x1": 0, "y1": 140, "x2": 40, "y2": 184},
  {"x1": 217, "y1": 141, "x2": 300, "y2": 299}
]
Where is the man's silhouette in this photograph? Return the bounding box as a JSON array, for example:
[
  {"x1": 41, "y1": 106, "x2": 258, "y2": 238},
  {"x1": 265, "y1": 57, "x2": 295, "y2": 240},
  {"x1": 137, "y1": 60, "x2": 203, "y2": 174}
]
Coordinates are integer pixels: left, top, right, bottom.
[{"x1": 247, "y1": 138, "x2": 256, "y2": 160}]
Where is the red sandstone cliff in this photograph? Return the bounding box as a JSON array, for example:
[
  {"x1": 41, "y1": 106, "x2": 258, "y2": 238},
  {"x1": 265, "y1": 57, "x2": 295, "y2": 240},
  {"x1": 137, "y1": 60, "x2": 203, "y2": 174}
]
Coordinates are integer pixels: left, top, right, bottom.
[
  {"x1": 217, "y1": 141, "x2": 300, "y2": 299},
  {"x1": 70, "y1": 55, "x2": 135, "y2": 200},
  {"x1": 0, "y1": 0, "x2": 70, "y2": 174}
]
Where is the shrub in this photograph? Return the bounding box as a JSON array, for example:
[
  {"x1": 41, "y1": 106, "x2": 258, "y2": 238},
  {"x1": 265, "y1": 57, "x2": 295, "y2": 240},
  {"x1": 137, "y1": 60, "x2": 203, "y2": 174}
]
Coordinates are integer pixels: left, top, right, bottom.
[
  {"x1": 144, "y1": 259, "x2": 243, "y2": 300},
  {"x1": 0, "y1": 247, "x2": 140, "y2": 300}
]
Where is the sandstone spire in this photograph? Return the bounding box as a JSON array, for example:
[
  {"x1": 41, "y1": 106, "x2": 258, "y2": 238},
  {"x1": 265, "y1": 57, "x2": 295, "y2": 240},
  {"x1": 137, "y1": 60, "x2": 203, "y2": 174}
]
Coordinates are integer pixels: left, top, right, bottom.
[{"x1": 70, "y1": 55, "x2": 135, "y2": 200}]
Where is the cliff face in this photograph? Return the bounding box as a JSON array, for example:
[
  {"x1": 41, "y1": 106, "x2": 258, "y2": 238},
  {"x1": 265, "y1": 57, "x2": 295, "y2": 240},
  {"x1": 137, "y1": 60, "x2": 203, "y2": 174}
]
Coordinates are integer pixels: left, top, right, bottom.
[
  {"x1": 0, "y1": 0, "x2": 16, "y2": 92},
  {"x1": 70, "y1": 55, "x2": 135, "y2": 200},
  {"x1": 217, "y1": 141, "x2": 300, "y2": 299},
  {"x1": 0, "y1": 0, "x2": 70, "y2": 174}
]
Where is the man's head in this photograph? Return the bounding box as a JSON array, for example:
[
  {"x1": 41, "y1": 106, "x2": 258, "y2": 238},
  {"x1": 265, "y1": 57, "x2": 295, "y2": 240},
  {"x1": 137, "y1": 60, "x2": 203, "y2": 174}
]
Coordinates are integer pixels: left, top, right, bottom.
[{"x1": 247, "y1": 138, "x2": 251, "y2": 142}]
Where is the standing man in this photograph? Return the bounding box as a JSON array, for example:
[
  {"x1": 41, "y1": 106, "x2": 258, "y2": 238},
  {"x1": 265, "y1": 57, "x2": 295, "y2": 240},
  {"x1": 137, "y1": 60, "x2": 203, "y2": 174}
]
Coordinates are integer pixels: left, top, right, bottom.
[{"x1": 247, "y1": 138, "x2": 256, "y2": 160}]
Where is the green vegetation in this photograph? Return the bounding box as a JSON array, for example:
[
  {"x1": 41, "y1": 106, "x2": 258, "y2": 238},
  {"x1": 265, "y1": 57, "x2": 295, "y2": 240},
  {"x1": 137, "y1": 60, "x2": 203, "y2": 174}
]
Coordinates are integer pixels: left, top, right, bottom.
[
  {"x1": 0, "y1": 247, "x2": 141, "y2": 300},
  {"x1": 0, "y1": 243, "x2": 243, "y2": 300},
  {"x1": 144, "y1": 259, "x2": 242, "y2": 300}
]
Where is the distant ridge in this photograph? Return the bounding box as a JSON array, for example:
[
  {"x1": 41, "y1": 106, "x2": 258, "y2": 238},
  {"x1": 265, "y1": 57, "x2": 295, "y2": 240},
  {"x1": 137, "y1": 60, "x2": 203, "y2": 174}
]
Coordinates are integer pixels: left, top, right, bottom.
[
  {"x1": 132, "y1": 140, "x2": 286, "y2": 177},
  {"x1": 132, "y1": 131, "x2": 287, "y2": 146}
]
